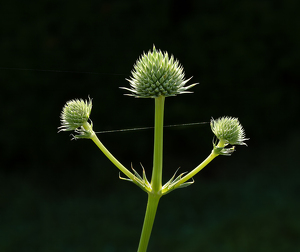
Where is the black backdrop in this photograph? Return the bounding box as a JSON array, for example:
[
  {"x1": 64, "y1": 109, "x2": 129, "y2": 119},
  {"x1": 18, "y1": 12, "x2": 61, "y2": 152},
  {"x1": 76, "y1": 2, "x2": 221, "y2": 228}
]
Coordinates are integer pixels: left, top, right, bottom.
[{"x1": 1, "y1": 1, "x2": 299, "y2": 251}]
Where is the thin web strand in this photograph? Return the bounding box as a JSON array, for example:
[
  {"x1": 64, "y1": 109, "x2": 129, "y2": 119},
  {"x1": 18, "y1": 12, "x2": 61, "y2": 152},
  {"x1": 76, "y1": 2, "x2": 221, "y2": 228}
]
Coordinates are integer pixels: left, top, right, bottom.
[
  {"x1": 94, "y1": 122, "x2": 209, "y2": 134},
  {"x1": 0, "y1": 67, "x2": 127, "y2": 76}
]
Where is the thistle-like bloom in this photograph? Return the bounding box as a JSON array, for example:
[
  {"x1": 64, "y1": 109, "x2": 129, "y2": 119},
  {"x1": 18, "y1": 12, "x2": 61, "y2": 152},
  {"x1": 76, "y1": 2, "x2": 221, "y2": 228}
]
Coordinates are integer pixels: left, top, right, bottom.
[
  {"x1": 58, "y1": 98, "x2": 92, "y2": 132},
  {"x1": 211, "y1": 116, "x2": 248, "y2": 146},
  {"x1": 121, "y1": 45, "x2": 197, "y2": 98}
]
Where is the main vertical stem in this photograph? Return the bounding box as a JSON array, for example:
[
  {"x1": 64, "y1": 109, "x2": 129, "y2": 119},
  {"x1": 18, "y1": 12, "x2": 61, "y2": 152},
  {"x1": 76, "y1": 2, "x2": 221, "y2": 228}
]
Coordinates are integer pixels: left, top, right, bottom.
[
  {"x1": 137, "y1": 96, "x2": 165, "y2": 252},
  {"x1": 151, "y1": 96, "x2": 165, "y2": 192},
  {"x1": 137, "y1": 193, "x2": 161, "y2": 252}
]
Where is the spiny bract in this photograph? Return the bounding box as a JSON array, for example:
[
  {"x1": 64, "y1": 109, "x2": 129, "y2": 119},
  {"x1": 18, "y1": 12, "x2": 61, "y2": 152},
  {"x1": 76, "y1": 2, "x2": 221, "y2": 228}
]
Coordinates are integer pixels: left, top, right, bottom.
[{"x1": 121, "y1": 46, "x2": 197, "y2": 98}]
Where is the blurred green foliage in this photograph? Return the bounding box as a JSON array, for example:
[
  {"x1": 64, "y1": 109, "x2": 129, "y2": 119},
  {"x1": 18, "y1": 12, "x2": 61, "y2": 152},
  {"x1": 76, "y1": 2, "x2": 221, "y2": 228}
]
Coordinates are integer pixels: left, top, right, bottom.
[{"x1": 0, "y1": 0, "x2": 299, "y2": 251}]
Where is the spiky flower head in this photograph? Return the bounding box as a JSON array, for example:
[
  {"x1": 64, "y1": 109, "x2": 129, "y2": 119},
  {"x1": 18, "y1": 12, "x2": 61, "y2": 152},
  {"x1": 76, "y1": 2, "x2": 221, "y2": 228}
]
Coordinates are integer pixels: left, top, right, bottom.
[
  {"x1": 121, "y1": 45, "x2": 197, "y2": 98},
  {"x1": 58, "y1": 98, "x2": 92, "y2": 132},
  {"x1": 211, "y1": 116, "x2": 248, "y2": 146}
]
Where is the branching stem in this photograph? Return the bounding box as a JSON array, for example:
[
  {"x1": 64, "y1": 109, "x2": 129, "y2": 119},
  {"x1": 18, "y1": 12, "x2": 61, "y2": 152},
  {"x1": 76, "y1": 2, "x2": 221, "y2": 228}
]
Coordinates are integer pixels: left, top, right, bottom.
[
  {"x1": 173, "y1": 139, "x2": 226, "y2": 189},
  {"x1": 83, "y1": 122, "x2": 136, "y2": 182}
]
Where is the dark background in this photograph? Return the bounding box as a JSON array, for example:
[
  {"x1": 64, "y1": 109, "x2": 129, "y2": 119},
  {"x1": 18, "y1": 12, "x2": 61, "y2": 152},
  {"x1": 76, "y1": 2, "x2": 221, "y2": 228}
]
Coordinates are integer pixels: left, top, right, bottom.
[{"x1": 1, "y1": 0, "x2": 299, "y2": 251}]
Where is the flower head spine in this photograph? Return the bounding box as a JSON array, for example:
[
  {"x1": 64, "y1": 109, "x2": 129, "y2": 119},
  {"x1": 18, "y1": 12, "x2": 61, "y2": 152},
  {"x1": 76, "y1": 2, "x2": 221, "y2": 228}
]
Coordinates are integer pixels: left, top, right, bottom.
[
  {"x1": 58, "y1": 98, "x2": 93, "y2": 139},
  {"x1": 210, "y1": 116, "x2": 248, "y2": 156},
  {"x1": 121, "y1": 45, "x2": 198, "y2": 98},
  {"x1": 210, "y1": 116, "x2": 248, "y2": 146}
]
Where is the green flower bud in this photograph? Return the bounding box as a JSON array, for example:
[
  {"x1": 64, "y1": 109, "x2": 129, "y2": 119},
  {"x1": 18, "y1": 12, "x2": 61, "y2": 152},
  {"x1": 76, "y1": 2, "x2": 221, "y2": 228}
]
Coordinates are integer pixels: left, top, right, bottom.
[
  {"x1": 58, "y1": 98, "x2": 92, "y2": 132},
  {"x1": 211, "y1": 116, "x2": 248, "y2": 146},
  {"x1": 121, "y1": 45, "x2": 197, "y2": 98}
]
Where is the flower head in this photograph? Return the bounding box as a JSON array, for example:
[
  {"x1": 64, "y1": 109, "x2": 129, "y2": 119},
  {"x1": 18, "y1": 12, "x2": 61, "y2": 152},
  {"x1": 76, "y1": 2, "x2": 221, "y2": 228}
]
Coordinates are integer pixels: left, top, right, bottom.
[
  {"x1": 58, "y1": 98, "x2": 92, "y2": 132},
  {"x1": 121, "y1": 45, "x2": 197, "y2": 98},
  {"x1": 211, "y1": 116, "x2": 248, "y2": 146}
]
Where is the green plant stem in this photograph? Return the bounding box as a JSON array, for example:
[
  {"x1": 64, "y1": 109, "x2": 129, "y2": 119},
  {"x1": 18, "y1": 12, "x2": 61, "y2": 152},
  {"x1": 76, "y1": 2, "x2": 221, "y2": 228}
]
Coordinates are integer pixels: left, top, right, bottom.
[
  {"x1": 173, "y1": 140, "x2": 226, "y2": 189},
  {"x1": 174, "y1": 152, "x2": 217, "y2": 189},
  {"x1": 151, "y1": 95, "x2": 165, "y2": 192},
  {"x1": 137, "y1": 193, "x2": 161, "y2": 252},
  {"x1": 82, "y1": 122, "x2": 136, "y2": 182},
  {"x1": 137, "y1": 95, "x2": 165, "y2": 252}
]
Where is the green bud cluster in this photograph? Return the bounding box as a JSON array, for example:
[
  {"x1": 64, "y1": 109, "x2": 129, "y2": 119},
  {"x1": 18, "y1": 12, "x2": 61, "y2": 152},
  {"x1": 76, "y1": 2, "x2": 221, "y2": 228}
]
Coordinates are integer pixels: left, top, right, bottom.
[
  {"x1": 211, "y1": 116, "x2": 248, "y2": 146},
  {"x1": 121, "y1": 46, "x2": 197, "y2": 98},
  {"x1": 59, "y1": 98, "x2": 92, "y2": 132}
]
